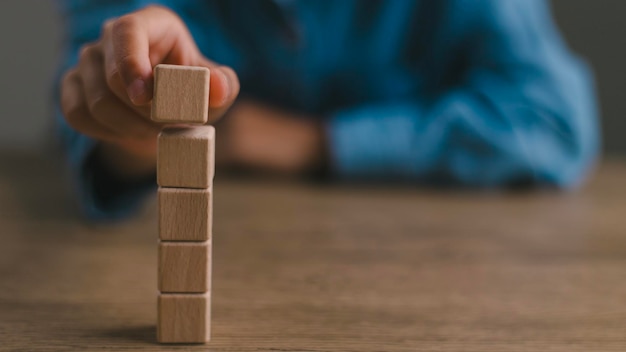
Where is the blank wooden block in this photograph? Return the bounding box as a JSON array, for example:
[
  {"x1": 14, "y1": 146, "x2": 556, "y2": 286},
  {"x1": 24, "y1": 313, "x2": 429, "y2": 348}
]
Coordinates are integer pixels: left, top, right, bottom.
[
  {"x1": 158, "y1": 293, "x2": 210, "y2": 343},
  {"x1": 157, "y1": 126, "x2": 215, "y2": 188},
  {"x1": 159, "y1": 242, "x2": 211, "y2": 293},
  {"x1": 159, "y1": 188, "x2": 212, "y2": 241},
  {"x1": 151, "y1": 64, "x2": 210, "y2": 124}
]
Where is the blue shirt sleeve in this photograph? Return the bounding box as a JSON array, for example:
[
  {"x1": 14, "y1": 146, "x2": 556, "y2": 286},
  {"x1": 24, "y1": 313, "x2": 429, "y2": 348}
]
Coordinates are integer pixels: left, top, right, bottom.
[
  {"x1": 327, "y1": 0, "x2": 599, "y2": 187},
  {"x1": 55, "y1": 0, "x2": 156, "y2": 220}
]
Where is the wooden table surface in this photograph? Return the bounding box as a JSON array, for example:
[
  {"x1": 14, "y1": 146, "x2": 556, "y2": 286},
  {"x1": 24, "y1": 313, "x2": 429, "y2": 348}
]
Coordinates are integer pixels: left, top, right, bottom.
[{"x1": 1, "y1": 153, "x2": 625, "y2": 351}]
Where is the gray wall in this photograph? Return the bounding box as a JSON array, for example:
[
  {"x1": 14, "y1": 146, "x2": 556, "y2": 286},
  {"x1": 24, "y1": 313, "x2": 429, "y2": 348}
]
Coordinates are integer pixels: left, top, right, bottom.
[
  {"x1": 0, "y1": 1, "x2": 623, "y2": 154},
  {"x1": 0, "y1": 0, "x2": 60, "y2": 152},
  {"x1": 552, "y1": 1, "x2": 626, "y2": 155}
]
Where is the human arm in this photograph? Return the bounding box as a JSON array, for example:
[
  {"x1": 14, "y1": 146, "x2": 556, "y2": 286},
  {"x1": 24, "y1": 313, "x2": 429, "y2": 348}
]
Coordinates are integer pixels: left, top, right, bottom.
[
  {"x1": 56, "y1": 3, "x2": 239, "y2": 219},
  {"x1": 325, "y1": 0, "x2": 599, "y2": 187}
]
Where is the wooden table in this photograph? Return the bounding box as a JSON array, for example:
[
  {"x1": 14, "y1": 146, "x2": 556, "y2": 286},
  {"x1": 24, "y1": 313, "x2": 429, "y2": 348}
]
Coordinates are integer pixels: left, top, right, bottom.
[{"x1": 1, "y1": 153, "x2": 625, "y2": 351}]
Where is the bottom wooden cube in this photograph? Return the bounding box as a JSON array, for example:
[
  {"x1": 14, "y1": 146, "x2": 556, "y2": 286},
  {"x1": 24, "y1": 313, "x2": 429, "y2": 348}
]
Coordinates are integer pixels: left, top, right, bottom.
[{"x1": 158, "y1": 293, "x2": 211, "y2": 343}]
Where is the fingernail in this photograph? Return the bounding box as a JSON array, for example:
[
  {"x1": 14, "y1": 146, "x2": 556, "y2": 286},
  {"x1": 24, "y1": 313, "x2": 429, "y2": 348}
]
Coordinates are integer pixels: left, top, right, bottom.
[
  {"x1": 128, "y1": 79, "x2": 146, "y2": 104},
  {"x1": 209, "y1": 68, "x2": 227, "y2": 107},
  {"x1": 220, "y1": 66, "x2": 235, "y2": 86},
  {"x1": 217, "y1": 67, "x2": 233, "y2": 104}
]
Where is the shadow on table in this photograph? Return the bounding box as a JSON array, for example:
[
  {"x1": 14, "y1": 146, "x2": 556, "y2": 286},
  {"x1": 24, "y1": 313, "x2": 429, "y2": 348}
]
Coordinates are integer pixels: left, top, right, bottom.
[
  {"x1": 100, "y1": 325, "x2": 212, "y2": 348},
  {"x1": 100, "y1": 325, "x2": 156, "y2": 345}
]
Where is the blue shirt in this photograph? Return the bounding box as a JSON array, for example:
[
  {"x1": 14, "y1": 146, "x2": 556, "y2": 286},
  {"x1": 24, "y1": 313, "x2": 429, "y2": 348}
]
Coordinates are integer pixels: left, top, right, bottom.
[{"x1": 56, "y1": 0, "x2": 599, "y2": 220}]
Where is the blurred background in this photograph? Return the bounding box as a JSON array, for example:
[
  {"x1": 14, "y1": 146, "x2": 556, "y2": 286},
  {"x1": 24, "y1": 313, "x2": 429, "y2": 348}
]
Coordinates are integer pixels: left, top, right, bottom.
[{"x1": 0, "y1": 1, "x2": 624, "y2": 155}]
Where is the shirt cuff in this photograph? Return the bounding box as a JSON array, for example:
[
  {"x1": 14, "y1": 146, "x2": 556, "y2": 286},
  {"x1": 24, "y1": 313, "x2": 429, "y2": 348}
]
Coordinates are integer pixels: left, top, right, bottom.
[
  {"x1": 79, "y1": 145, "x2": 156, "y2": 221},
  {"x1": 62, "y1": 133, "x2": 155, "y2": 221},
  {"x1": 326, "y1": 104, "x2": 426, "y2": 180}
]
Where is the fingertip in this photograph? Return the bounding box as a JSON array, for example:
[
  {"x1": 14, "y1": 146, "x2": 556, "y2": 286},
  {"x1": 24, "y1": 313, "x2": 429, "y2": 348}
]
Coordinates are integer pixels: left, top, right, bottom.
[
  {"x1": 209, "y1": 67, "x2": 233, "y2": 108},
  {"x1": 221, "y1": 66, "x2": 240, "y2": 98},
  {"x1": 127, "y1": 78, "x2": 152, "y2": 105}
]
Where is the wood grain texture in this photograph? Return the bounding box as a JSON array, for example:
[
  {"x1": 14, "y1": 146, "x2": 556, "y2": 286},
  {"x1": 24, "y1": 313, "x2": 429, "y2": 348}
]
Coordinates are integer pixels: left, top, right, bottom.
[
  {"x1": 158, "y1": 188, "x2": 212, "y2": 241},
  {"x1": 2, "y1": 153, "x2": 626, "y2": 351},
  {"x1": 158, "y1": 241, "x2": 211, "y2": 293},
  {"x1": 158, "y1": 293, "x2": 210, "y2": 343},
  {"x1": 151, "y1": 64, "x2": 210, "y2": 124},
  {"x1": 157, "y1": 126, "x2": 215, "y2": 188}
]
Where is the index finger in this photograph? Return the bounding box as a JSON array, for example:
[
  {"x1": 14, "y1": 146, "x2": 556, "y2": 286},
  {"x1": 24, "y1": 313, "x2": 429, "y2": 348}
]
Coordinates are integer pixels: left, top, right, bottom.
[{"x1": 107, "y1": 6, "x2": 197, "y2": 104}]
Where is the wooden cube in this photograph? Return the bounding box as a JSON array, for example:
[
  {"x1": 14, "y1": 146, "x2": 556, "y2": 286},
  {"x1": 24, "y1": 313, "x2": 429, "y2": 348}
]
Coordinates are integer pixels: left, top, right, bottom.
[
  {"x1": 159, "y1": 188, "x2": 212, "y2": 241},
  {"x1": 151, "y1": 64, "x2": 210, "y2": 124},
  {"x1": 158, "y1": 293, "x2": 211, "y2": 343},
  {"x1": 159, "y1": 242, "x2": 211, "y2": 293},
  {"x1": 157, "y1": 126, "x2": 215, "y2": 188}
]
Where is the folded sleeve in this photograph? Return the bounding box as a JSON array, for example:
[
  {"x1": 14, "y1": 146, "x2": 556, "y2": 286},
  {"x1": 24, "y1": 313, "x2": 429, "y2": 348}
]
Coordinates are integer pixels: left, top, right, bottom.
[{"x1": 327, "y1": 0, "x2": 599, "y2": 187}]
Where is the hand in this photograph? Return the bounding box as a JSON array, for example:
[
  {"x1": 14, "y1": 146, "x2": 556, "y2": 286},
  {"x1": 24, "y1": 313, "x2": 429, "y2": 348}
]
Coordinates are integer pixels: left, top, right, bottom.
[
  {"x1": 216, "y1": 101, "x2": 327, "y2": 176},
  {"x1": 60, "y1": 5, "x2": 240, "y2": 178}
]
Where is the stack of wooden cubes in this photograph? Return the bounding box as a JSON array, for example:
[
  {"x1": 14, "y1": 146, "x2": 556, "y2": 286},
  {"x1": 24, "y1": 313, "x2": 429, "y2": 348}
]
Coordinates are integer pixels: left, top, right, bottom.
[{"x1": 151, "y1": 64, "x2": 213, "y2": 344}]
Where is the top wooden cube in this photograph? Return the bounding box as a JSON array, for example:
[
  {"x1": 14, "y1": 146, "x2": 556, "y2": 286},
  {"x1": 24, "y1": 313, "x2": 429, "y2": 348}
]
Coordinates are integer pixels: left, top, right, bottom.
[{"x1": 151, "y1": 64, "x2": 210, "y2": 124}]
